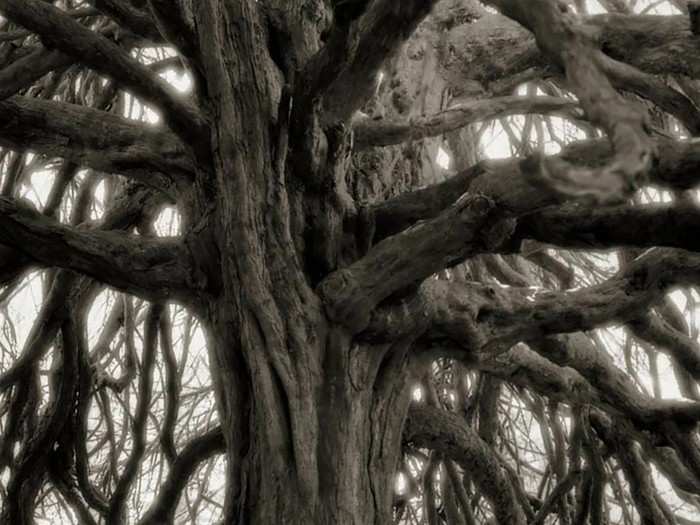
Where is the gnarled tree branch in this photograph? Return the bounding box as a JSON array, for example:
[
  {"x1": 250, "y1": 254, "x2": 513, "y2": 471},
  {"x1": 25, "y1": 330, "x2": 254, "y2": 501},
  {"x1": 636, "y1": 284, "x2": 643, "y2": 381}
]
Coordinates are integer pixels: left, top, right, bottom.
[
  {"x1": 404, "y1": 404, "x2": 527, "y2": 525},
  {"x1": 0, "y1": 0, "x2": 206, "y2": 144},
  {"x1": 0, "y1": 95, "x2": 193, "y2": 195},
  {"x1": 371, "y1": 135, "x2": 700, "y2": 243},
  {"x1": 0, "y1": 197, "x2": 197, "y2": 301},
  {"x1": 484, "y1": 0, "x2": 654, "y2": 202}
]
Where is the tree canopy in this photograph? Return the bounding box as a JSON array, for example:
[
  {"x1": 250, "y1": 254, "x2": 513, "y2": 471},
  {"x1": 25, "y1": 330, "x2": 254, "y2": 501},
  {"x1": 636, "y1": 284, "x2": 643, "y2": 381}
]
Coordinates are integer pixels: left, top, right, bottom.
[{"x1": 2, "y1": 0, "x2": 700, "y2": 524}]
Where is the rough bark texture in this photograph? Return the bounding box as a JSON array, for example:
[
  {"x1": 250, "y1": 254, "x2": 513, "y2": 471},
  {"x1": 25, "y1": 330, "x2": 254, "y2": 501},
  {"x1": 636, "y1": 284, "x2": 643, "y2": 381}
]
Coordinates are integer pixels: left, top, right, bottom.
[{"x1": 2, "y1": 1, "x2": 700, "y2": 524}]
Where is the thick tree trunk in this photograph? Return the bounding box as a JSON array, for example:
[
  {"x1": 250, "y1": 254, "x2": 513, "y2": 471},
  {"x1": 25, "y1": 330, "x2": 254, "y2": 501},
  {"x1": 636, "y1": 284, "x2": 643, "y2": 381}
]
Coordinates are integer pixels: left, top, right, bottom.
[
  {"x1": 181, "y1": 4, "x2": 411, "y2": 521},
  {"x1": 205, "y1": 308, "x2": 412, "y2": 524},
  {"x1": 199, "y1": 166, "x2": 411, "y2": 523}
]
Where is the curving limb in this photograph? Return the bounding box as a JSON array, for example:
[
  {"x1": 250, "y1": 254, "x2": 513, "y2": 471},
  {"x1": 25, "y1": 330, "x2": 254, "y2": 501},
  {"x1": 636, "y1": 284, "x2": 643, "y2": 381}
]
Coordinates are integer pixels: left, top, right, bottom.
[
  {"x1": 353, "y1": 95, "x2": 579, "y2": 149},
  {"x1": 138, "y1": 426, "x2": 225, "y2": 525},
  {"x1": 483, "y1": 0, "x2": 654, "y2": 201},
  {"x1": 404, "y1": 404, "x2": 527, "y2": 525}
]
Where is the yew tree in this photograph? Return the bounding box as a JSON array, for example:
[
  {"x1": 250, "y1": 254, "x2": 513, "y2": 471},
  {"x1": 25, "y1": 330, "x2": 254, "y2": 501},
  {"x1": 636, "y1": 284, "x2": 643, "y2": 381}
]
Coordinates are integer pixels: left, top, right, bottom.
[{"x1": 4, "y1": 0, "x2": 700, "y2": 523}]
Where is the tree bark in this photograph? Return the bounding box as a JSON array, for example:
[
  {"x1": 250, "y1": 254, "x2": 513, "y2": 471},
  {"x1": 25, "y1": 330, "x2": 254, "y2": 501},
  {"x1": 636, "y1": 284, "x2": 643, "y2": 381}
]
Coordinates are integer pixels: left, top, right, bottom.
[{"x1": 6, "y1": 0, "x2": 700, "y2": 523}]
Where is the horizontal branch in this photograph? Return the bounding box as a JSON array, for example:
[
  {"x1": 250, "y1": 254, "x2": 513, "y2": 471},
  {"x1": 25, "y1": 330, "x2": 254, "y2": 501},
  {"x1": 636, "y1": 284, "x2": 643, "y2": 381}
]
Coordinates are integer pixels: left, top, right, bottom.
[
  {"x1": 0, "y1": 178, "x2": 164, "y2": 292},
  {"x1": 324, "y1": 136, "x2": 700, "y2": 333},
  {"x1": 369, "y1": 160, "x2": 552, "y2": 242},
  {"x1": 0, "y1": 96, "x2": 193, "y2": 194},
  {"x1": 514, "y1": 202, "x2": 700, "y2": 253},
  {"x1": 445, "y1": 11, "x2": 700, "y2": 134},
  {"x1": 369, "y1": 247, "x2": 700, "y2": 353},
  {"x1": 0, "y1": 0, "x2": 206, "y2": 144},
  {"x1": 474, "y1": 249, "x2": 700, "y2": 351},
  {"x1": 0, "y1": 182, "x2": 168, "y2": 392},
  {"x1": 368, "y1": 249, "x2": 700, "y2": 427},
  {"x1": 0, "y1": 197, "x2": 196, "y2": 301},
  {"x1": 371, "y1": 136, "x2": 700, "y2": 244},
  {"x1": 353, "y1": 95, "x2": 578, "y2": 149}
]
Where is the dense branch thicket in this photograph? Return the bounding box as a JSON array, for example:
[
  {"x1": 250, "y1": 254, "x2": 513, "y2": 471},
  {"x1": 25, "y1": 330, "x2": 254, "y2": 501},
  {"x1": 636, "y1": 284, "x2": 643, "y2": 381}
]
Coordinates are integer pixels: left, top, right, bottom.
[{"x1": 1, "y1": 0, "x2": 700, "y2": 523}]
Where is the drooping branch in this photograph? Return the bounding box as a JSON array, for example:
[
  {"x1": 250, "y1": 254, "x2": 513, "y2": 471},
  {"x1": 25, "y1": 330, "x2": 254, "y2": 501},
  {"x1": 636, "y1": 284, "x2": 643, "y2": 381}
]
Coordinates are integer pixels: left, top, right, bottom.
[
  {"x1": 531, "y1": 468, "x2": 583, "y2": 525},
  {"x1": 108, "y1": 303, "x2": 161, "y2": 524},
  {"x1": 427, "y1": 336, "x2": 700, "y2": 488},
  {"x1": 0, "y1": 96, "x2": 193, "y2": 194},
  {"x1": 0, "y1": 197, "x2": 197, "y2": 302},
  {"x1": 484, "y1": 0, "x2": 654, "y2": 202},
  {"x1": 628, "y1": 312, "x2": 700, "y2": 381},
  {"x1": 599, "y1": 53, "x2": 700, "y2": 136},
  {"x1": 0, "y1": 273, "x2": 85, "y2": 392},
  {"x1": 469, "y1": 341, "x2": 700, "y2": 504},
  {"x1": 0, "y1": 0, "x2": 206, "y2": 144},
  {"x1": 55, "y1": 314, "x2": 109, "y2": 521},
  {"x1": 591, "y1": 411, "x2": 676, "y2": 525},
  {"x1": 71, "y1": 358, "x2": 112, "y2": 517},
  {"x1": 1, "y1": 318, "x2": 80, "y2": 523},
  {"x1": 158, "y1": 309, "x2": 179, "y2": 463},
  {"x1": 138, "y1": 426, "x2": 225, "y2": 525},
  {"x1": 404, "y1": 404, "x2": 527, "y2": 525},
  {"x1": 533, "y1": 335, "x2": 700, "y2": 429}
]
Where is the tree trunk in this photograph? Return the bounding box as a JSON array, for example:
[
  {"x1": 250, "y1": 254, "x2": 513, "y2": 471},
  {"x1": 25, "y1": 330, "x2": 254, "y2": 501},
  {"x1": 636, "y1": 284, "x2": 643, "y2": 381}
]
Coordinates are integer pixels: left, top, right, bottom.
[
  {"x1": 205, "y1": 307, "x2": 413, "y2": 523},
  {"x1": 177, "y1": 5, "x2": 414, "y2": 522}
]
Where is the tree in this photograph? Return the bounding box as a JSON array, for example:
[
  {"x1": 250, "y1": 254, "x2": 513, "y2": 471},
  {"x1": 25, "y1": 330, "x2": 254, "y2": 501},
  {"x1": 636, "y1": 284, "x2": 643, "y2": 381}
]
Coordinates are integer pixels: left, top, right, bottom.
[{"x1": 2, "y1": 0, "x2": 700, "y2": 523}]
